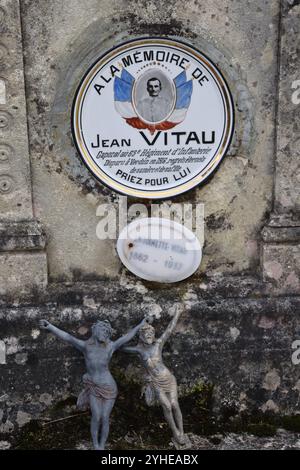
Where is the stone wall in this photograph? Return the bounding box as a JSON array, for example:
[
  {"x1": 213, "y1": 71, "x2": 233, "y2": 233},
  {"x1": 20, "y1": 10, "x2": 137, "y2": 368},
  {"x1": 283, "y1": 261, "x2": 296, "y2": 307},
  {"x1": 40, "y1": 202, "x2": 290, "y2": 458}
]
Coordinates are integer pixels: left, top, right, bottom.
[{"x1": 0, "y1": 0, "x2": 299, "y2": 448}]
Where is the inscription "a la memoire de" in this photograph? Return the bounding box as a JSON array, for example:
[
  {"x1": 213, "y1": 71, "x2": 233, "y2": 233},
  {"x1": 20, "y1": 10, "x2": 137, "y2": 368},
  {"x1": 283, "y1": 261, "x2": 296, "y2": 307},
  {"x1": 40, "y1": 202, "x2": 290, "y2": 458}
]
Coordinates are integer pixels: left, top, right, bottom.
[{"x1": 93, "y1": 49, "x2": 209, "y2": 96}]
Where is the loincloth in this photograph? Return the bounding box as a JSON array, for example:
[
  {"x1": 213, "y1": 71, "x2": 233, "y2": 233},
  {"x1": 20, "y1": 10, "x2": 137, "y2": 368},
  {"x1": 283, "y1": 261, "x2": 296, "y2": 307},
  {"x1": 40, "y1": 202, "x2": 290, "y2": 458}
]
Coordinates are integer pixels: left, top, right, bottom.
[
  {"x1": 142, "y1": 372, "x2": 177, "y2": 406},
  {"x1": 77, "y1": 377, "x2": 117, "y2": 411}
]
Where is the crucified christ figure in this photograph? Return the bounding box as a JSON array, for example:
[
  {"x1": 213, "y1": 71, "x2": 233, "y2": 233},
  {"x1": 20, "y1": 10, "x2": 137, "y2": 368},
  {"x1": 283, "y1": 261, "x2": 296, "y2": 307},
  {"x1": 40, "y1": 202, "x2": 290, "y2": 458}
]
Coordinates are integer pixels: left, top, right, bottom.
[
  {"x1": 39, "y1": 317, "x2": 146, "y2": 450},
  {"x1": 122, "y1": 307, "x2": 186, "y2": 445}
]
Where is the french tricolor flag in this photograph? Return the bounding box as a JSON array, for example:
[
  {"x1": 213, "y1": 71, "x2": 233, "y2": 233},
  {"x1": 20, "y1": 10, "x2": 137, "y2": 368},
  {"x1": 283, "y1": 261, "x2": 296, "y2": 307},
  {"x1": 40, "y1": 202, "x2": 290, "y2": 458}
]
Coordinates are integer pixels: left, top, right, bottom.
[{"x1": 114, "y1": 69, "x2": 193, "y2": 134}]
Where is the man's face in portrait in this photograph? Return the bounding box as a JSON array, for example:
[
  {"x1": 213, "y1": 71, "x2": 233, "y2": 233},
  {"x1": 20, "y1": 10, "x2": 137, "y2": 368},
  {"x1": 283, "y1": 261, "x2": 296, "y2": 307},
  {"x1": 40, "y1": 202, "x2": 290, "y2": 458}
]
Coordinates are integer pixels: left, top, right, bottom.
[{"x1": 147, "y1": 78, "x2": 161, "y2": 97}]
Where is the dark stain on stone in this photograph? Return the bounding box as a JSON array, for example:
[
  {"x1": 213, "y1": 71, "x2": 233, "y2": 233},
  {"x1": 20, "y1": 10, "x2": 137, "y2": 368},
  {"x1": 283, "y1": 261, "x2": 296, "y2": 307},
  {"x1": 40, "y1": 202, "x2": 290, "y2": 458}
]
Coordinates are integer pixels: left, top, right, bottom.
[
  {"x1": 123, "y1": 13, "x2": 197, "y2": 39},
  {"x1": 245, "y1": 423, "x2": 277, "y2": 437},
  {"x1": 26, "y1": 353, "x2": 39, "y2": 367},
  {"x1": 246, "y1": 386, "x2": 268, "y2": 405},
  {"x1": 31, "y1": 96, "x2": 48, "y2": 116},
  {"x1": 206, "y1": 212, "x2": 233, "y2": 231},
  {"x1": 281, "y1": 415, "x2": 300, "y2": 432},
  {"x1": 70, "y1": 268, "x2": 105, "y2": 283}
]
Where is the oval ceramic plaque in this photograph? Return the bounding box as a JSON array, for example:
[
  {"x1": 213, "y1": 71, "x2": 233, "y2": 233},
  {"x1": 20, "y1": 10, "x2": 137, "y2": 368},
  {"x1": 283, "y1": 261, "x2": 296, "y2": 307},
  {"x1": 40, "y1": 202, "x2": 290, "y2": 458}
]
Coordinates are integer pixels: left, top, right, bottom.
[
  {"x1": 72, "y1": 37, "x2": 234, "y2": 199},
  {"x1": 117, "y1": 217, "x2": 202, "y2": 283}
]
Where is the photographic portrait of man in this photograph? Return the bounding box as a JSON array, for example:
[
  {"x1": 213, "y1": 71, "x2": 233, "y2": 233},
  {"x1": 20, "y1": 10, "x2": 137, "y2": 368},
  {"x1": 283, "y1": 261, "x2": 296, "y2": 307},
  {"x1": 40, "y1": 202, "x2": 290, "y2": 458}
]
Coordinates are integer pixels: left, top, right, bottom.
[{"x1": 135, "y1": 73, "x2": 174, "y2": 123}]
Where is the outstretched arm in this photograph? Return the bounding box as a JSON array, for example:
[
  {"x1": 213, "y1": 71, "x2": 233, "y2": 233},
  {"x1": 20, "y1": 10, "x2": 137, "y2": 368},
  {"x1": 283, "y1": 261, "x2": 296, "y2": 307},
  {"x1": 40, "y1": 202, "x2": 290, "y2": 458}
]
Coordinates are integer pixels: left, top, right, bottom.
[
  {"x1": 112, "y1": 318, "x2": 145, "y2": 352},
  {"x1": 39, "y1": 320, "x2": 85, "y2": 353},
  {"x1": 158, "y1": 306, "x2": 183, "y2": 346}
]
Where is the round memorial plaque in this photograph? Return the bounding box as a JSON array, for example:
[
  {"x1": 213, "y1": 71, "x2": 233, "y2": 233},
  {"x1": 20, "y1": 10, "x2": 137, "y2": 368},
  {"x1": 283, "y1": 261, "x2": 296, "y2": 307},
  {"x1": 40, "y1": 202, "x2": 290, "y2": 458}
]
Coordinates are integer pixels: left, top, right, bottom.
[
  {"x1": 117, "y1": 217, "x2": 202, "y2": 283},
  {"x1": 72, "y1": 38, "x2": 234, "y2": 199}
]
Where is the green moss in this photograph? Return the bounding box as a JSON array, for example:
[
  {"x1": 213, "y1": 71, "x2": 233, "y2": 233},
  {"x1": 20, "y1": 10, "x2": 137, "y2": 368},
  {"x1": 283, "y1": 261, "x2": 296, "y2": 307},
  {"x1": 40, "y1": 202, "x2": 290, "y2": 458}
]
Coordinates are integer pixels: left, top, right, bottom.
[
  {"x1": 281, "y1": 415, "x2": 300, "y2": 432},
  {"x1": 50, "y1": 396, "x2": 77, "y2": 413},
  {"x1": 246, "y1": 423, "x2": 277, "y2": 437},
  {"x1": 182, "y1": 381, "x2": 214, "y2": 416},
  {"x1": 10, "y1": 372, "x2": 300, "y2": 449},
  {"x1": 12, "y1": 374, "x2": 216, "y2": 450},
  {"x1": 108, "y1": 369, "x2": 173, "y2": 449},
  {"x1": 180, "y1": 381, "x2": 216, "y2": 436}
]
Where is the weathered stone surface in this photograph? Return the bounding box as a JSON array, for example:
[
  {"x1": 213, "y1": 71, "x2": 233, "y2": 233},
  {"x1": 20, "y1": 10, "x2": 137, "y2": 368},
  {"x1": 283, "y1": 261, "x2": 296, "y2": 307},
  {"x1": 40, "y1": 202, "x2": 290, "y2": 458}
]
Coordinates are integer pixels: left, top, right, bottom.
[
  {"x1": 0, "y1": 0, "x2": 48, "y2": 295},
  {"x1": 0, "y1": 441, "x2": 11, "y2": 449},
  {"x1": 0, "y1": 340, "x2": 5, "y2": 364},
  {"x1": 262, "y1": 218, "x2": 300, "y2": 243},
  {"x1": 0, "y1": 0, "x2": 299, "y2": 451},
  {"x1": 273, "y1": 1, "x2": 300, "y2": 215},
  {"x1": 261, "y1": 1, "x2": 300, "y2": 292},
  {"x1": 0, "y1": 281, "x2": 299, "y2": 442},
  {"x1": 263, "y1": 244, "x2": 300, "y2": 294},
  {"x1": 0, "y1": 251, "x2": 47, "y2": 295},
  {"x1": 0, "y1": 220, "x2": 46, "y2": 251},
  {"x1": 187, "y1": 430, "x2": 300, "y2": 450},
  {"x1": 0, "y1": 0, "x2": 33, "y2": 219},
  {"x1": 53, "y1": 430, "x2": 300, "y2": 450},
  {"x1": 19, "y1": 0, "x2": 278, "y2": 279}
]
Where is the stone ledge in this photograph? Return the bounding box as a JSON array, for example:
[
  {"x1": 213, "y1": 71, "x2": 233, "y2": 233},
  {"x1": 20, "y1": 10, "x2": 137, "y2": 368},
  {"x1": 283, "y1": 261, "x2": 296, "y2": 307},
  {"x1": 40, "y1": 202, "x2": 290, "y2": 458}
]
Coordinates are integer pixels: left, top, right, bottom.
[
  {"x1": 0, "y1": 220, "x2": 46, "y2": 252},
  {"x1": 0, "y1": 274, "x2": 275, "y2": 308},
  {"x1": 262, "y1": 226, "x2": 300, "y2": 243},
  {"x1": 262, "y1": 213, "x2": 300, "y2": 243},
  {"x1": 266, "y1": 214, "x2": 300, "y2": 228}
]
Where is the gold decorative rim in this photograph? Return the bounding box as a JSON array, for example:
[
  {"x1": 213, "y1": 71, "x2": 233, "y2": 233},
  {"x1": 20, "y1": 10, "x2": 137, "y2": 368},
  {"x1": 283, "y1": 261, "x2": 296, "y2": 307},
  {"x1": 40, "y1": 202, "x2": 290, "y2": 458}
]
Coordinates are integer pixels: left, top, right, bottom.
[{"x1": 72, "y1": 38, "x2": 234, "y2": 199}]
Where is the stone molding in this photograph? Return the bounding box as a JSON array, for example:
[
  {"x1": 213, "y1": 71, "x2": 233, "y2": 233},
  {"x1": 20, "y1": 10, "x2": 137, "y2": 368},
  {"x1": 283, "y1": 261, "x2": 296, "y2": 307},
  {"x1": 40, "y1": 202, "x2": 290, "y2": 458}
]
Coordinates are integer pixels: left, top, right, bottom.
[
  {"x1": 261, "y1": 1, "x2": 300, "y2": 294},
  {"x1": 0, "y1": 0, "x2": 47, "y2": 294}
]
